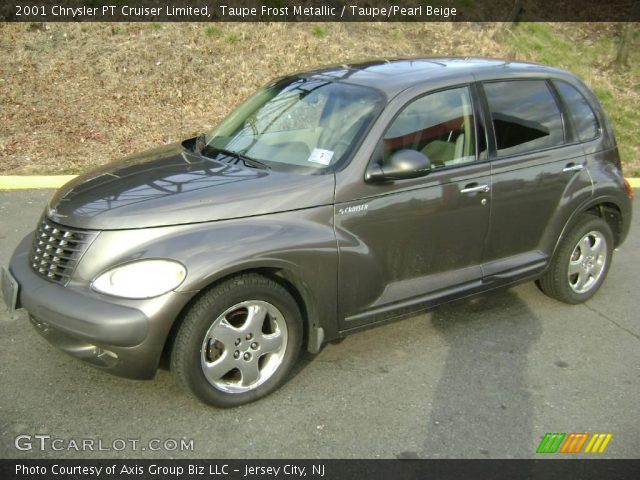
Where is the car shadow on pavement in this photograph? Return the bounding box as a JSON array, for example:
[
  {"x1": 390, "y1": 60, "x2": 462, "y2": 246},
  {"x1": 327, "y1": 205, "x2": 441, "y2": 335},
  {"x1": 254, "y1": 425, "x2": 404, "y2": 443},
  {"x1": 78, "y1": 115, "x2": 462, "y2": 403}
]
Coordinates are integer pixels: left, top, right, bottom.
[{"x1": 416, "y1": 289, "x2": 542, "y2": 459}]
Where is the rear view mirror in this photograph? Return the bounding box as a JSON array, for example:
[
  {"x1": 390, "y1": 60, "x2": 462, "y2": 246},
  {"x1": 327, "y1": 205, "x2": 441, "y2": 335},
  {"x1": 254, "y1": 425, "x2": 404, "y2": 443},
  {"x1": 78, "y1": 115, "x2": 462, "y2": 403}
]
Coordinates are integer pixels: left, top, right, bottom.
[{"x1": 366, "y1": 149, "x2": 432, "y2": 182}]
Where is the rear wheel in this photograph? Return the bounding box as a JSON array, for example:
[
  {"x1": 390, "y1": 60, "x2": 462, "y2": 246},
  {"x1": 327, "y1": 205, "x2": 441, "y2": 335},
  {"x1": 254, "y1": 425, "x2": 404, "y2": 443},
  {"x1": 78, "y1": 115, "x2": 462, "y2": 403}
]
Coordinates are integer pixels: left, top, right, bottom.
[
  {"x1": 171, "y1": 274, "x2": 302, "y2": 407},
  {"x1": 538, "y1": 214, "x2": 614, "y2": 304}
]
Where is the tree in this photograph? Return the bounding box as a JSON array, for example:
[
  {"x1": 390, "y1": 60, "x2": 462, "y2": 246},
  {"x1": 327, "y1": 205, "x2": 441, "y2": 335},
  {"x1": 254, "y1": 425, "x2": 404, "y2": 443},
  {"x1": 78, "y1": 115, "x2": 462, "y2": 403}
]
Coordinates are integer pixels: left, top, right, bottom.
[
  {"x1": 492, "y1": 0, "x2": 524, "y2": 41},
  {"x1": 613, "y1": 7, "x2": 639, "y2": 70}
]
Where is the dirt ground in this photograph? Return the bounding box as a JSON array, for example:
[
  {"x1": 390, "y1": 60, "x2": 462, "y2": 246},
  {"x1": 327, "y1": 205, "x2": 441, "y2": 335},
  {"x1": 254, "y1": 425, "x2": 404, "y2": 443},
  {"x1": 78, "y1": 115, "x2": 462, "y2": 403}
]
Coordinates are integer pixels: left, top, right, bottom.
[{"x1": 0, "y1": 22, "x2": 637, "y2": 175}]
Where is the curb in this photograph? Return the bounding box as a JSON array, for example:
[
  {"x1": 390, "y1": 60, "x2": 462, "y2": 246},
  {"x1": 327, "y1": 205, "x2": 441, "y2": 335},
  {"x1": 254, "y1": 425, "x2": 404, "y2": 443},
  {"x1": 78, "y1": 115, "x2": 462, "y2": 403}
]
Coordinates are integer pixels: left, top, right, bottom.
[
  {"x1": 0, "y1": 175, "x2": 639, "y2": 190},
  {"x1": 0, "y1": 176, "x2": 78, "y2": 190}
]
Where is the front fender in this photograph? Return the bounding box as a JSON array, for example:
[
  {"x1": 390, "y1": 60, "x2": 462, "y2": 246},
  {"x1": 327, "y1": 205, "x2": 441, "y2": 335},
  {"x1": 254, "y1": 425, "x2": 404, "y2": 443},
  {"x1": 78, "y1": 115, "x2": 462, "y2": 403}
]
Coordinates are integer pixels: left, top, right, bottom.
[{"x1": 77, "y1": 206, "x2": 339, "y2": 349}]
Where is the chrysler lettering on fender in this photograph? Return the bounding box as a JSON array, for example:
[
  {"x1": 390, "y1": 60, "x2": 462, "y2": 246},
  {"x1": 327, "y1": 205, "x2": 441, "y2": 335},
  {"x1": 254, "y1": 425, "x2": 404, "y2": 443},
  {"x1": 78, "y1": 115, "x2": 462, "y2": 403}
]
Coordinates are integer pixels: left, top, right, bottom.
[{"x1": 339, "y1": 204, "x2": 369, "y2": 215}]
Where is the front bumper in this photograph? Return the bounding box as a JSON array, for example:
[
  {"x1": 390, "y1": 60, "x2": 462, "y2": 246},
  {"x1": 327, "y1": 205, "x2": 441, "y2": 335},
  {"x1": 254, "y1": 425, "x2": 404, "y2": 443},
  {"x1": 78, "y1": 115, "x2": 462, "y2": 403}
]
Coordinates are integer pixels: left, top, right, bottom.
[{"x1": 8, "y1": 233, "x2": 194, "y2": 379}]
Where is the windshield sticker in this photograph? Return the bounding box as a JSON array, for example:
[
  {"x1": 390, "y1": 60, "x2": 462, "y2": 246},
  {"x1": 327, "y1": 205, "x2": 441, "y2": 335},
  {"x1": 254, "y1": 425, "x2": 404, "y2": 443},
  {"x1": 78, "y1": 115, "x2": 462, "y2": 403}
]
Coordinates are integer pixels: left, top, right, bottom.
[{"x1": 308, "y1": 148, "x2": 334, "y2": 165}]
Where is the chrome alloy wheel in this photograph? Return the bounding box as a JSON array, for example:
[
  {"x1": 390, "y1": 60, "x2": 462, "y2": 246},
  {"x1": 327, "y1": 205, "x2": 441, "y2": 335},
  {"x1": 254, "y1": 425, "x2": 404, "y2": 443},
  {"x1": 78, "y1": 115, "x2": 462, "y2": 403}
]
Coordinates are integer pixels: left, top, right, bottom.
[
  {"x1": 200, "y1": 300, "x2": 288, "y2": 393},
  {"x1": 567, "y1": 230, "x2": 608, "y2": 294}
]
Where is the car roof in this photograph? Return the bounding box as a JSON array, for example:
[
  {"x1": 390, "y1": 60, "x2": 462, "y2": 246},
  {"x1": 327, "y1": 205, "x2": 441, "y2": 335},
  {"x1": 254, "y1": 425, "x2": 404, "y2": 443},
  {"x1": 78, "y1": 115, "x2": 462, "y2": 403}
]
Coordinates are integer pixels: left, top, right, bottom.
[{"x1": 295, "y1": 57, "x2": 573, "y2": 97}]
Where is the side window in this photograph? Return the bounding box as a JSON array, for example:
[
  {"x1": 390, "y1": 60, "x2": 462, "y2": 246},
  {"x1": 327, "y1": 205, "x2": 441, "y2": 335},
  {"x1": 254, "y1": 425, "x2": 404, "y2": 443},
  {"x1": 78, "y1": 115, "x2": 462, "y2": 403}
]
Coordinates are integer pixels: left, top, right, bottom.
[
  {"x1": 383, "y1": 86, "x2": 476, "y2": 169},
  {"x1": 484, "y1": 80, "x2": 564, "y2": 157},
  {"x1": 553, "y1": 80, "x2": 600, "y2": 142}
]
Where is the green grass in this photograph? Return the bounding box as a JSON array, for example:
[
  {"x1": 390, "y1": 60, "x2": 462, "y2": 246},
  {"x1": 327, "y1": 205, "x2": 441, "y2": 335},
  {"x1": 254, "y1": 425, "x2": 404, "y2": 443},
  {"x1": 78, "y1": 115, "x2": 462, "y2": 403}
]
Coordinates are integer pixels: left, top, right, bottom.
[
  {"x1": 510, "y1": 23, "x2": 639, "y2": 174},
  {"x1": 225, "y1": 32, "x2": 240, "y2": 45},
  {"x1": 388, "y1": 30, "x2": 402, "y2": 41},
  {"x1": 592, "y1": 86, "x2": 614, "y2": 103},
  {"x1": 510, "y1": 23, "x2": 568, "y2": 66},
  {"x1": 311, "y1": 26, "x2": 327, "y2": 38},
  {"x1": 204, "y1": 26, "x2": 222, "y2": 38}
]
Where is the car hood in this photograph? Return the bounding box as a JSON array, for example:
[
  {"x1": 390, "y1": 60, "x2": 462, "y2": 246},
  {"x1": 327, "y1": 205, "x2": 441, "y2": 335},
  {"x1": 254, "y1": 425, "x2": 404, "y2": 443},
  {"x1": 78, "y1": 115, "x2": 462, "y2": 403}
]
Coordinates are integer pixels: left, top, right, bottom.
[{"x1": 47, "y1": 141, "x2": 335, "y2": 230}]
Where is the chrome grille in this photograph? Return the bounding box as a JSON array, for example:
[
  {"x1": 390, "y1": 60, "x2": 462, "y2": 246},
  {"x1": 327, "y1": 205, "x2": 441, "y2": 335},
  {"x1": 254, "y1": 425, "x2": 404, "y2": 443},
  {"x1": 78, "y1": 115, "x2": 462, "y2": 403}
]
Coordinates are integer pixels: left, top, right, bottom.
[{"x1": 30, "y1": 217, "x2": 97, "y2": 285}]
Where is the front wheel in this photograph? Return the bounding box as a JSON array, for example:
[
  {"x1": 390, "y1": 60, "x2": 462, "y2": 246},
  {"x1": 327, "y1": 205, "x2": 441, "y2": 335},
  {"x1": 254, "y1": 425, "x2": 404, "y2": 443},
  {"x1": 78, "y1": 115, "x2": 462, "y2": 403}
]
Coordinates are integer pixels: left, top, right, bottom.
[
  {"x1": 171, "y1": 274, "x2": 303, "y2": 407},
  {"x1": 538, "y1": 214, "x2": 614, "y2": 304}
]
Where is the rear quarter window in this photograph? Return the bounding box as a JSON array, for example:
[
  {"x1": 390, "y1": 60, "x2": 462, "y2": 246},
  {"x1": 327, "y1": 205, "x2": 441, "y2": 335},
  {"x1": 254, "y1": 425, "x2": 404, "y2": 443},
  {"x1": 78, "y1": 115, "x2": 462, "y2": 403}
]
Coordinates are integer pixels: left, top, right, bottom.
[
  {"x1": 483, "y1": 80, "x2": 564, "y2": 157},
  {"x1": 553, "y1": 80, "x2": 600, "y2": 142}
]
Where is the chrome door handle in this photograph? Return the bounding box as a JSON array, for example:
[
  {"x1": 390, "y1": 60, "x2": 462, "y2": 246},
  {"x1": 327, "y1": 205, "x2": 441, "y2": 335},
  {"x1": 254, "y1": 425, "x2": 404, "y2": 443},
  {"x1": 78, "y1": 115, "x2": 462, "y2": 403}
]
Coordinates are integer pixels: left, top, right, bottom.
[
  {"x1": 563, "y1": 164, "x2": 584, "y2": 172},
  {"x1": 461, "y1": 184, "x2": 490, "y2": 194}
]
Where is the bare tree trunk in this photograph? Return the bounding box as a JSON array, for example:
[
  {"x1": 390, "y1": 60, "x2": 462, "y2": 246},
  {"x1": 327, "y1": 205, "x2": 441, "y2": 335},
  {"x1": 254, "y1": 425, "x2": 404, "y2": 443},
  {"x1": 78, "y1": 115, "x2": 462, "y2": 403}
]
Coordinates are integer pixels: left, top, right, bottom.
[
  {"x1": 492, "y1": 0, "x2": 524, "y2": 41},
  {"x1": 613, "y1": 22, "x2": 636, "y2": 70},
  {"x1": 504, "y1": 0, "x2": 524, "y2": 25}
]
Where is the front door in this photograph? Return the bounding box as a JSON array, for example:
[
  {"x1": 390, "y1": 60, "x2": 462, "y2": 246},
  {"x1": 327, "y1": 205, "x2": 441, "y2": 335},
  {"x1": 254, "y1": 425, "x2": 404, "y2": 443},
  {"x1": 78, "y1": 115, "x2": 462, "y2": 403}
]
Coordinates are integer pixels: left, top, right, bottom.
[{"x1": 335, "y1": 85, "x2": 491, "y2": 329}]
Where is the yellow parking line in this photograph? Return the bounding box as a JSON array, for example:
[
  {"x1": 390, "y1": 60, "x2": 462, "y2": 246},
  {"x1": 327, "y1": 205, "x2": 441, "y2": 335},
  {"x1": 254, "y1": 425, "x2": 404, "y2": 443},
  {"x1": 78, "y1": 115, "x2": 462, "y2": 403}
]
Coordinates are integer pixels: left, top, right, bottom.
[
  {"x1": 0, "y1": 176, "x2": 77, "y2": 190},
  {"x1": 628, "y1": 178, "x2": 640, "y2": 188}
]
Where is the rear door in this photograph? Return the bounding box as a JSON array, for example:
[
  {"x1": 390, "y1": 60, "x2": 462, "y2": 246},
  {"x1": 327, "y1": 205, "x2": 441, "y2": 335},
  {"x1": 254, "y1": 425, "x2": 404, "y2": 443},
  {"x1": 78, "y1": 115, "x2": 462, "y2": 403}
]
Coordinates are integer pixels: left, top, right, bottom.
[{"x1": 478, "y1": 78, "x2": 593, "y2": 283}]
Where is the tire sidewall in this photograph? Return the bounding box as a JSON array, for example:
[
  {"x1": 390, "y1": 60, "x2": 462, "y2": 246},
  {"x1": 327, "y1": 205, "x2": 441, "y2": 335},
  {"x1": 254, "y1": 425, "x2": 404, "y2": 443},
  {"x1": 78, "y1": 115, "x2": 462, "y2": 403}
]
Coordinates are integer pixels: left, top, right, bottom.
[
  {"x1": 176, "y1": 277, "x2": 302, "y2": 407},
  {"x1": 554, "y1": 216, "x2": 614, "y2": 304}
]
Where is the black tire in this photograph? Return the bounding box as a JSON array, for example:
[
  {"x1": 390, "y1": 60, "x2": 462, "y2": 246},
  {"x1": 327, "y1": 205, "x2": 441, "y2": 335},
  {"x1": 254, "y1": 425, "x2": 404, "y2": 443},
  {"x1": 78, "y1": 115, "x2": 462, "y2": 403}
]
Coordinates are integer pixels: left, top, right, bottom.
[
  {"x1": 171, "y1": 273, "x2": 303, "y2": 407},
  {"x1": 538, "y1": 214, "x2": 614, "y2": 304}
]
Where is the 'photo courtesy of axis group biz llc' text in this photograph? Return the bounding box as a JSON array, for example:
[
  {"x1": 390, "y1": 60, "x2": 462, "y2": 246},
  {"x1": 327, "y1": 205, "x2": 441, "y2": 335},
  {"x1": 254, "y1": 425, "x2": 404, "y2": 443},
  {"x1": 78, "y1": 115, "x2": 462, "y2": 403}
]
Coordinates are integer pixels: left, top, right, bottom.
[{"x1": 0, "y1": 1, "x2": 639, "y2": 479}]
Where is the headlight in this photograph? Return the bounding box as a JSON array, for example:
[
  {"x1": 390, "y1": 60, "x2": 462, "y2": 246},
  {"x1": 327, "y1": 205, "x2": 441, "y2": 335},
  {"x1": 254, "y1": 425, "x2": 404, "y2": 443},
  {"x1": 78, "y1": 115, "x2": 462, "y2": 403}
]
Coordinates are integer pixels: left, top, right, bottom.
[{"x1": 92, "y1": 259, "x2": 186, "y2": 299}]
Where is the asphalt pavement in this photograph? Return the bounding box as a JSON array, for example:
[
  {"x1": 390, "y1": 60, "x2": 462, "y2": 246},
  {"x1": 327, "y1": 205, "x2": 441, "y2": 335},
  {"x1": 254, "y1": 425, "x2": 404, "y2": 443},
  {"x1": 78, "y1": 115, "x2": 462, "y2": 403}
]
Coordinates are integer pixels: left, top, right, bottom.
[{"x1": 0, "y1": 190, "x2": 638, "y2": 459}]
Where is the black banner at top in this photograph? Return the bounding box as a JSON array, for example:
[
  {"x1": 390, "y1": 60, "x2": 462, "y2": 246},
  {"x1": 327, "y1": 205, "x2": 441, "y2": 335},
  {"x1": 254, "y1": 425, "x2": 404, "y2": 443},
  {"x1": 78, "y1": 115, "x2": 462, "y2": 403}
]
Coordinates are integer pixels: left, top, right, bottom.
[{"x1": 1, "y1": 0, "x2": 640, "y2": 22}]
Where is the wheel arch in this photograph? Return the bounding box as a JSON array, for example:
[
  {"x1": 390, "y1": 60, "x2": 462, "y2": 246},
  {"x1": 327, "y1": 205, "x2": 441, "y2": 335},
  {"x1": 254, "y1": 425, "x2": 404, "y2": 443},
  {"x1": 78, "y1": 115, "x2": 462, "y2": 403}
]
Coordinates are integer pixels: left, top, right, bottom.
[
  {"x1": 160, "y1": 265, "x2": 324, "y2": 369},
  {"x1": 552, "y1": 195, "x2": 625, "y2": 260},
  {"x1": 584, "y1": 202, "x2": 623, "y2": 246}
]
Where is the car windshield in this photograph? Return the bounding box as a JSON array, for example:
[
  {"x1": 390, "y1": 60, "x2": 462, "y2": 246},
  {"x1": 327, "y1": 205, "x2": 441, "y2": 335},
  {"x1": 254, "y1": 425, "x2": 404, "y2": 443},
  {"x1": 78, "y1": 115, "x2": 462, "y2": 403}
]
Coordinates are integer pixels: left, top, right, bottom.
[{"x1": 204, "y1": 77, "x2": 385, "y2": 173}]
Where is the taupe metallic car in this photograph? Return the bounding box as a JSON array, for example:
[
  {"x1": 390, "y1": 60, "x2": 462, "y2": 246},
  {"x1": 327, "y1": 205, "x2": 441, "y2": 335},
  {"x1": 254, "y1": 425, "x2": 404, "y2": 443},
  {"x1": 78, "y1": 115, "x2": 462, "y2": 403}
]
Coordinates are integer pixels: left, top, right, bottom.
[{"x1": 2, "y1": 58, "x2": 633, "y2": 407}]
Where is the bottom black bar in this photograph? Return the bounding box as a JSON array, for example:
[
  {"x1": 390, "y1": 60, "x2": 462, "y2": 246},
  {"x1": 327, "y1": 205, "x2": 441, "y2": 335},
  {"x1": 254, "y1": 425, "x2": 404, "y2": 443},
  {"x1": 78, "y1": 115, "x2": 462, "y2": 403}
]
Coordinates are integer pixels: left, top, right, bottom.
[{"x1": 1, "y1": 459, "x2": 639, "y2": 480}]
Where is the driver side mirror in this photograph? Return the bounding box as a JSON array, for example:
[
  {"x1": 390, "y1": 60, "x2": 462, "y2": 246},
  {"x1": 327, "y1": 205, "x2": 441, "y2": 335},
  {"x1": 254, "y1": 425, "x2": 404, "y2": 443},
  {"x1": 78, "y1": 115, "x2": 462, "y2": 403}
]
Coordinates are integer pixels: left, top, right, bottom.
[{"x1": 366, "y1": 149, "x2": 432, "y2": 182}]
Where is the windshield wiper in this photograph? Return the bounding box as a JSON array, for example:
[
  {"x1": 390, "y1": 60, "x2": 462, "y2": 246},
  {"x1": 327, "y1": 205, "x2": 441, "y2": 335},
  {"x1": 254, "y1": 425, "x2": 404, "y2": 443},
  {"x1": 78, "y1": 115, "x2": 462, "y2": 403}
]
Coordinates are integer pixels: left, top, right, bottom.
[{"x1": 204, "y1": 146, "x2": 270, "y2": 170}]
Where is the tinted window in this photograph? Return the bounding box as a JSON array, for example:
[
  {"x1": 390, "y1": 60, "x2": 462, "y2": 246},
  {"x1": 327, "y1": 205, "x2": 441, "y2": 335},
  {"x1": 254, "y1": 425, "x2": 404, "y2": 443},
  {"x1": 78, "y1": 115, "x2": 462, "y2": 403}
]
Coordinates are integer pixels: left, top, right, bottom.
[
  {"x1": 554, "y1": 80, "x2": 599, "y2": 142},
  {"x1": 384, "y1": 87, "x2": 476, "y2": 169},
  {"x1": 484, "y1": 80, "x2": 564, "y2": 156}
]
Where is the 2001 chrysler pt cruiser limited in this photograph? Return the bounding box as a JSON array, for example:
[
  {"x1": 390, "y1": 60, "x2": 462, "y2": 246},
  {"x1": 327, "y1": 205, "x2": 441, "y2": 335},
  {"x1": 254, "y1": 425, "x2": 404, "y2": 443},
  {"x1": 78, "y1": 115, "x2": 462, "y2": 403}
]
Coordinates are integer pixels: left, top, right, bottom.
[{"x1": 2, "y1": 58, "x2": 633, "y2": 407}]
